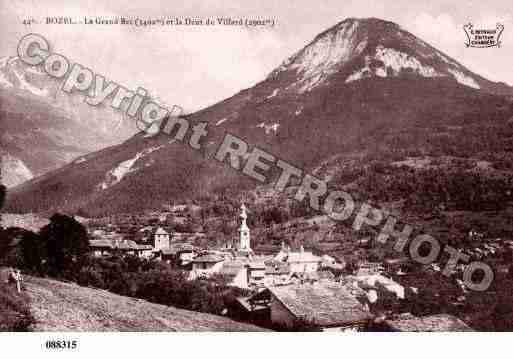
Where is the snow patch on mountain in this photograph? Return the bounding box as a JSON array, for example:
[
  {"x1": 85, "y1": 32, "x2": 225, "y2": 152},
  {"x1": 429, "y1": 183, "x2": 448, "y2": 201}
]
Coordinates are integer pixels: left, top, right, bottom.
[
  {"x1": 345, "y1": 70, "x2": 365, "y2": 83},
  {"x1": 1, "y1": 154, "x2": 34, "y2": 187},
  {"x1": 298, "y1": 73, "x2": 326, "y2": 93},
  {"x1": 99, "y1": 145, "x2": 165, "y2": 190},
  {"x1": 346, "y1": 62, "x2": 387, "y2": 82},
  {"x1": 12, "y1": 67, "x2": 49, "y2": 97},
  {"x1": 346, "y1": 46, "x2": 444, "y2": 83},
  {"x1": 275, "y1": 20, "x2": 367, "y2": 93},
  {"x1": 344, "y1": 45, "x2": 482, "y2": 90},
  {"x1": 447, "y1": 69, "x2": 480, "y2": 89},
  {"x1": 266, "y1": 89, "x2": 280, "y2": 99},
  {"x1": 215, "y1": 118, "x2": 228, "y2": 126},
  {"x1": 292, "y1": 21, "x2": 361, "y2": 76},
  {"x1": 375, "y1": 46, "x2": 440, "y2": 77},
  {"x1": 105, "y1": 154, "x2": 143, "y2": 189}
]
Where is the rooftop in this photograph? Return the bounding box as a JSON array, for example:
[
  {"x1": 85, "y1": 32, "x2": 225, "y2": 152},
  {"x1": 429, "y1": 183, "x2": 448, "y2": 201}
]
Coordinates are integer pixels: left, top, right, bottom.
[
  {"x1": 248, "y1": 261, "x2": 266, "y2": 269},
  {"x1": 155, "y1": 227, "x2": 169, "y2": 235},
  {"x1": 386, "y1": 313, "x2": 473, "y2": 332},
  {"x1": 268, "y1": 282, "x2": 372, "y2": 327},
  {"x1": 219, "y1": 260, "x2": 246, "y2": 276},
  {"x1": 193, "y1": 254, "x2": 225, "y2": 263},
  {"x1": 161, "y1": 243, "x2": 195, "y2": 255},
  {"x1": 286, "y1": 251, "x2": 322, "y2": 263},
  {"x1": 89, "y1": 239, "x2": 116, "y2": 248},
  {"x1": 89, "y1": 239, "x2": 149, "y2": 251},
  {"x1": 265, "y1": 262, "x2": 291, "y2": 275},
  {"x1": 291, "y1": 271, "x2": 335, "y2": 282}
]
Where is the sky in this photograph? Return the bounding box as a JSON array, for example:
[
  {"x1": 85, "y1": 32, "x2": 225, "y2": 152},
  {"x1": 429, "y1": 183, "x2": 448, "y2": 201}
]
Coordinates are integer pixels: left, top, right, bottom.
[{"x1": 1, "y1": 0, "x2": 512, "y2": 112}]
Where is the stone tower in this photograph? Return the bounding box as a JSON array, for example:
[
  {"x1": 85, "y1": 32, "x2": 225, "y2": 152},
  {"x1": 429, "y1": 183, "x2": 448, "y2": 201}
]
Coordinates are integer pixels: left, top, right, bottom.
[{"x1": 154, "y1": 227, "x2": 170, "y2": 251}]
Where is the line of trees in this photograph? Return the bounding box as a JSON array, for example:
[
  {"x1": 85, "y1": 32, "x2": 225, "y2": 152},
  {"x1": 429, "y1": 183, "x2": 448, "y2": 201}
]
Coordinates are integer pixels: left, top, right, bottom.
[{"x1": 1, "y1": 214, "x2": 90, "y2": 278}]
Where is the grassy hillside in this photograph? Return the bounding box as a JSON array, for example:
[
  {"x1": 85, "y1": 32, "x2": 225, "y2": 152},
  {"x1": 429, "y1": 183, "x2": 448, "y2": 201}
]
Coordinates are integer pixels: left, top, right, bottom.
[
  {"x1": 0, "y1": 281, "x2": 34, "y2": 331},
  {"x1": 23, "y1": 276, "x2": 266, "y2": 332},
  {"x1": 7, "y1": 78, "x2": 513, "y2": 216}
]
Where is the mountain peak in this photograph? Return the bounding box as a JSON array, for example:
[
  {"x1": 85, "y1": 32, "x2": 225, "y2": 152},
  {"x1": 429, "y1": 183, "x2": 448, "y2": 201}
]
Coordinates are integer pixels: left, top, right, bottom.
[
  {"x1": 267, "y1": 17, "x2": 497, "y2": 93},
  {"x1": 323, "y1": 17, "x2": 400, "y2": 34}
]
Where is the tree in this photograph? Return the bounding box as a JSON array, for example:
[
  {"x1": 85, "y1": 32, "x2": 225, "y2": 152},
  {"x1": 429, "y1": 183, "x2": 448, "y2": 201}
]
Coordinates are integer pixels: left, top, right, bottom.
[
  {"x1": 0, "y1": 184, "x2": 6, "y2": 211},
  {"x1": 19, "y1": 230, "x2": 46, "y2": 274},
  {"x1": 39, "y1": 213, "x2": 90, "y2": 276},
  {"x1": 0, "y1": 227, "x2": 42, "y2": 269}
]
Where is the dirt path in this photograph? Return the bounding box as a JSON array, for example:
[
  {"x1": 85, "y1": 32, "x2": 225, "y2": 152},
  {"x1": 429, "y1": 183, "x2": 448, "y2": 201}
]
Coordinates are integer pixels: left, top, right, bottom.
[{"x1": 24, "y1": 276, "x2": 266, "y2": 331}]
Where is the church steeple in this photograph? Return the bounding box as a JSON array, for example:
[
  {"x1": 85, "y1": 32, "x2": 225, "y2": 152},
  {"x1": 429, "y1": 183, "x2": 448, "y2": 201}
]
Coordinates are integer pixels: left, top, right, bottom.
[{"x1": 239, "y1": 203, "x2": 251, "y2": 251}]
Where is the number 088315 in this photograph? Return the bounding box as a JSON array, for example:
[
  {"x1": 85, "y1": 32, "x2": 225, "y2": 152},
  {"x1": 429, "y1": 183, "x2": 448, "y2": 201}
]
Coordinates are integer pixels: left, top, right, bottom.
[{"x1": 45, "y1": 340, "x2": 77, "y2": 350}]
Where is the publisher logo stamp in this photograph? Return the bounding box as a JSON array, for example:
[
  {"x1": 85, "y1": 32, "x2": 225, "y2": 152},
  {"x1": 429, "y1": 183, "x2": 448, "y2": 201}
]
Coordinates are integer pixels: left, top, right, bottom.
[{"x1": 464, "y1": 23, "x2": 504, "y2": 48}]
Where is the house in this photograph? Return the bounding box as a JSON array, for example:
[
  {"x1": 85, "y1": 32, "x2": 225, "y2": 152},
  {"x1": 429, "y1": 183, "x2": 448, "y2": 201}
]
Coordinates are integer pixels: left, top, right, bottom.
[
  {"x1": 90, "y1": 239, "x2": 116, "y2": 257},
  {"x1": 286, "y1": 247, "x2": 322, "y2": 273},
  {"x1": 137, "y1": 244, "x2": 154, "y2": 258},
  {"x1": 321, "y1": 263, "x2": 346, "y2": 278},
  {"x1": 154, "y1": 227, "x2": 170, "y2": 251},
  {"x1": 89, "y1": 239, "x2": 153, "y2": 258},
  {"x1": 190, "y1": 253, "x2": 226, "y2": 278},
  {"x1": 354, "y1": 273, "x2": 405, "y2": 300},
  {"x1": 268, "y1": 282, "x2": 373, "y2": 331},
  {"x1": 247, "y1": 261, "x2": 266, "y2": 287},
  {"x1": 383, "y1": 257, "x2": 410, "y2": 274},
  {"x1": 275, "y1": 245, "x2": 322, "y2": 273},
  {"x1": 159, "y1": 243, "x2": 195, "y2": 265},
  {"x1": 290, "y1": 270, "x2": 335, "y2": 284},
  {"x1": 264, "y1": 260, "x2": 291, "y2": 286},
  {"x1": 211, "y1": 256, "x2": 268, "y2": 289},
  {"x1": 230, "y1": 289, "x2": 272, "y2": 326},
  {"x1": 219, "y1": 260, "x2": 248, "y2": 288},
  {"x1": 356, "y1": 262, "x2": 384, "y2": 276},
  {"x1": 384, "y1": 313, "x2": 474, "y2": 332},
  {"x1": 321, "y1": 254, "x2": 337, "y2": 266}
]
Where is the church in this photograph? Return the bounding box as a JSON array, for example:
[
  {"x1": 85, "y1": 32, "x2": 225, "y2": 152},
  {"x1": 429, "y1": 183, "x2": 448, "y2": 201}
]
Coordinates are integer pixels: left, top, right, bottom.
[{"x1": 236, "y1": 203, "x2": 252, "y2": 254}]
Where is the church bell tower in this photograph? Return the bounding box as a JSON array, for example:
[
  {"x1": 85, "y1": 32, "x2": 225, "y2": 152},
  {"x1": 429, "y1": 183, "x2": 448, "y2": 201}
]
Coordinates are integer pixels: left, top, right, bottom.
[{"x1": 238, "y1": 203, "x2": 251, "y2": 251}]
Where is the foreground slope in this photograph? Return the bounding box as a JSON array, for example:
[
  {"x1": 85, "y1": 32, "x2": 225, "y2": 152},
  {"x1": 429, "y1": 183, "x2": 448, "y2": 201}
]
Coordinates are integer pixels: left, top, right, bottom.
[{"x1": 24, "y1": 276, "x2": 266, "y2": 331}]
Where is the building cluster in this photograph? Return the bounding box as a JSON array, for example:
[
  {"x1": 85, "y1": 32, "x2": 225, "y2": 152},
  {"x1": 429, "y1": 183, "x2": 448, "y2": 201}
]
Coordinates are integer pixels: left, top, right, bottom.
[
  {"x1": 89, "y1": 238, "x2": 153, "y2": 258},
  {"x1": 89, "y1": 204, "x2": 331, "y2": 288},
  {"x1": 87, "y1": 203, "x2": 473, "y2": 332}
]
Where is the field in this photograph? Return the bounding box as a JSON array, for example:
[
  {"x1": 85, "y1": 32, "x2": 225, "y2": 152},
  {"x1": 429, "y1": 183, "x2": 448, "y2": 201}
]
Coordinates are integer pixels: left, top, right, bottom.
[
  {"x1": 23, "y1": 276, "x2": 266, "y2": 332},
  {"x1": 0, "y1": 280, "x2": 34, "y2": 331}
]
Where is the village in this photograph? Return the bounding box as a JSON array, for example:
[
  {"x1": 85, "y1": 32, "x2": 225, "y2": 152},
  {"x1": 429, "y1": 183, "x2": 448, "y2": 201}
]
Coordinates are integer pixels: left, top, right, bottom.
[{"x1": 87, "y1": 203, "x2": 474, "y2": 332}]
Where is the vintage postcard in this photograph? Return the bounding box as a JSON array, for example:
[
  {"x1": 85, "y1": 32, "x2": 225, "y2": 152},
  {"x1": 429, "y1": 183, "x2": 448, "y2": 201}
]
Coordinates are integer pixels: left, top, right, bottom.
[{"x1": 0, "y1": 0, "x2": 512, "y2": 356}]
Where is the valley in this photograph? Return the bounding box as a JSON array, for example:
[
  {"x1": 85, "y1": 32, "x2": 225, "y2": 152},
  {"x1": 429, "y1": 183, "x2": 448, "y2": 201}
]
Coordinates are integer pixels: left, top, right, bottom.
[{"x1": 3, "y1": 17, "x2": 513, "y2": 332}]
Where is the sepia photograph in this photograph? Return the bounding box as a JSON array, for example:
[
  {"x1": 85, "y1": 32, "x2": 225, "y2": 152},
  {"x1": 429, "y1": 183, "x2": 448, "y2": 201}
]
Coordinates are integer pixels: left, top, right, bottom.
[{"x1": 0, "y1": 0, "x2": 512, "y2": 356}]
